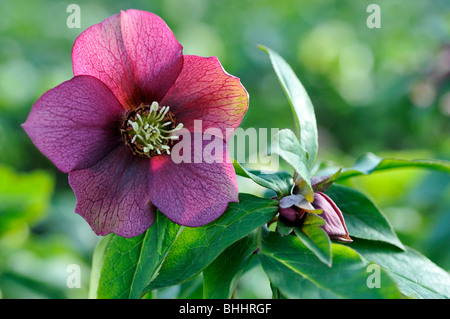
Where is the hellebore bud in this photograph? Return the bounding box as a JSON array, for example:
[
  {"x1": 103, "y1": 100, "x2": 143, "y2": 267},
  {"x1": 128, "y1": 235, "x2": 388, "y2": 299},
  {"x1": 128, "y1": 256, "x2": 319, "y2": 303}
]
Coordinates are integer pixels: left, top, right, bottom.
[
  {"x1": 277, "y1": 169, "x2": 352, "y2": 242},
  {"x1": 312, "y1": 192, "x2": 352, "y2": 242},
  {"x1": 279, "y1": 194, "x2": 320, "y2": 223}
]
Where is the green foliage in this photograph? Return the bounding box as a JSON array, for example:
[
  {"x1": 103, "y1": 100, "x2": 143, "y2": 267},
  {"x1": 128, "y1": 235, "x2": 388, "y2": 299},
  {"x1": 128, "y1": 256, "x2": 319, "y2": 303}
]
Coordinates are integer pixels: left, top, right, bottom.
[
  {"x1": 269, "y1": 129, "x2": 312, "y2": 191},
  {"x1": 259, "y1": 228, "x2": 403, "y2": 299},
  {"x1": 350, "y1": 240, "x2": 450, "y2": 299},
  {"x1": 293, "y1": 214, "x2": 331, "y2": 266},
  {"x1": 319, "y1": 152, "x2": 450, "y2": 180},
  {"x1": 142, "y1": 194, "x2": 278, "y2": 296},
  {"x1": 88, "y1": 234, "x2": 112, "y2": 299},
  {"x1": 95, "y1": 212, "x2": 180, "y2": 299},
  {"x1": 203, "y1": 235, "x2": 257, "y2": 299},
  {"x1": 233, "y1": 159, "x2": 293, "y2": 198},
  {"x1": 88, "y1": 182, "x2": 450, "y2": 299},
  {"x1": 327, "y1": 184, "x2": 404, "y2": 249},
  {"x1": 259, "y1": 45, "x2": 319, "y2": 170}
]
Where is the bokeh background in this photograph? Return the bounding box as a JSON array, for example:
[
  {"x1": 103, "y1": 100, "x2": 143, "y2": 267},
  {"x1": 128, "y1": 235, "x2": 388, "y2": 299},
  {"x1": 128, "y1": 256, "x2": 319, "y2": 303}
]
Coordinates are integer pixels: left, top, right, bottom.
[{"x1": 0, "y1": 0, "x2": 449, "y2": 298}]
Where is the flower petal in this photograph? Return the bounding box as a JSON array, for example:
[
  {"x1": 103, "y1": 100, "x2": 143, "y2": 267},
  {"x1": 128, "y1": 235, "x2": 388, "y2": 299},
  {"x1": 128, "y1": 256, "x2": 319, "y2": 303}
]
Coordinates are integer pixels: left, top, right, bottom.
[
  {"x1": 22, "y1": 75, "x2": 125, "y2": 173},
  {"x1": 72, "y1": 9, "x2": 183, "y2": 108},
  {"x1": 279, "y1": 194, "x2": 305, "y2": 209},
  {"x1": 161, "y1": 55, "x2": 248, "y2": 141},
  {"x1": 279, "y1": 194, "x2": 321, "y2": 213},
  {"x1": 279, "y1": 206, "x2": 302, "y2": 223},
  {"x1": 120, "y1": 9, "x2": 184, "y2": 104},
  {"x1": 313, "y1": 192, "x2": 352, "y2": 242},
  {"x1": 69, "y1": 146, "x2": 155, "y2": 237},
  {"x1": 149, "y1": 133, "x2": 238, "y2": 227}
]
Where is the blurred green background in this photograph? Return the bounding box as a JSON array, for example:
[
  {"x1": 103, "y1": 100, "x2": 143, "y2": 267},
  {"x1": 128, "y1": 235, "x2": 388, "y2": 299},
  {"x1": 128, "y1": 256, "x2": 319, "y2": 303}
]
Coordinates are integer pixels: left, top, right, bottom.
[{"x1": 0, "y1": 0, "x2": 449, "y2": 298}]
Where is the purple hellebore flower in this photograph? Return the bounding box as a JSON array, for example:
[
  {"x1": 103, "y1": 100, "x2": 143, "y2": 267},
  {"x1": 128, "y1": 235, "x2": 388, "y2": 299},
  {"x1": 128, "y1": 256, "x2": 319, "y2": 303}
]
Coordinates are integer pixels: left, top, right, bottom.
[{"x1": 22, "y1": 10, "x2": 248, "y2": 237}]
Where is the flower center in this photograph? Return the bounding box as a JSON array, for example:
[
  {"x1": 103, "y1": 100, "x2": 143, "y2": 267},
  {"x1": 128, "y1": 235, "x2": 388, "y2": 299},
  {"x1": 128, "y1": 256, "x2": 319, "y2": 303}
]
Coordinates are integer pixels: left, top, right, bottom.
[{"x1": 120, "y1": 101, "x2": 183, "y2": 158}]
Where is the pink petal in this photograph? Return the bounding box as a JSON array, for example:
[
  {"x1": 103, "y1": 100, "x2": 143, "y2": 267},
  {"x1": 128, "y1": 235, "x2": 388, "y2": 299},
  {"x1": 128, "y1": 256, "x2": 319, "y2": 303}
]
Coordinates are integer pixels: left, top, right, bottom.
[
  {"x1": 313, "y1": 192, "x2": 352, "y2": 242},
  {"x1": 72, "y1": 9, "x2": 183, "y2": 109},
  {"x1": 149, "y1": 133, "x2": 238, "y2": 227},
  {"x1": 72, "y1": 13, "x2": 136, "y2": 108},
  {"x1": 22, "y1": 75, "x2": 125, "y2": 173},
  {"x1": 161, "y1": 55, "x2": 248, "y2": 142},
  {"x1": 69, "y1": 146, "x2": 155, "y2": 237},
  {"x1": 120, "y1": 10, "x2": 184, "y2": 104}
]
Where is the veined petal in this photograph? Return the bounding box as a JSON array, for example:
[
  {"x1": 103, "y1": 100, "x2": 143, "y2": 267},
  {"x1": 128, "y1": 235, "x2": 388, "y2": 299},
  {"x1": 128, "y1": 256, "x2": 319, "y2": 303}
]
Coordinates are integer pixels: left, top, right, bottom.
[
  {"x1": 69, "y1": 146, "x2": 155, "y2": 237},
  {"x1": 120, "y1": 9, "x2": 184, "y2": 104},
  {"x1": 279, "y1": 194, "x2": 321, "y2": 213},
  {"x1": 72, "y1": 9, "x2": 183, "y2": 108},
  {"x1": 72, "y1": 13, "x2": 136, "y2": 108},
  {"x1": 161, "y1": 55, "x2": 248, "y2": 141},
  {"x1": 279, "y1": 194, "x2": 306, "y2": 209},
  {"x1": 149, "y1": 133, "x2": 238, "y2": 227},
  {"x1": 22, "y1": 75, "x2": 125, "y2": 173}
]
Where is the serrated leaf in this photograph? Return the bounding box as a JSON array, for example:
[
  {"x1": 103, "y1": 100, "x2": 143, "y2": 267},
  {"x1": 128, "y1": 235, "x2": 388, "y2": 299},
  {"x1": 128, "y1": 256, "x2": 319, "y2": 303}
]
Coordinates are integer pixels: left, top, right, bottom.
[
  {"x1": 326, "y1": 184, "x2": 404, "y2": 250},
  {"x1": 339, "y1": 152, "x2": 450, "y2": 180},
  {"x1": 232, "y1": 159, "x2": 293, "y2": 198},
  {"x1": 260, "y1": 45, "x2": 318, "y2": 169},
  {"x1": 350, "y1": 239, "x2": 450, "y2": 299},
  {"x1": 96, "y1": 211, "x2": 180, "y2": 299},
  {"x1": 142, "y1": 194, "x2": 278, "y2": 294},
  {"x1": 259, "y1": 229, "x2": 402, "y2": 299},
  {"x1": 203, "y1": 235, "x2": 257, "y2": 299}
]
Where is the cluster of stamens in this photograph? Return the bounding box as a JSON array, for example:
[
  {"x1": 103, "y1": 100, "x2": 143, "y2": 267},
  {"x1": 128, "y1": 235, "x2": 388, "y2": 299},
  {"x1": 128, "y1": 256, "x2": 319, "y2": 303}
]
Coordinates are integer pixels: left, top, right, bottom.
[{"x1": 121, "y1": 101, "x2": 183, "y2": 158}]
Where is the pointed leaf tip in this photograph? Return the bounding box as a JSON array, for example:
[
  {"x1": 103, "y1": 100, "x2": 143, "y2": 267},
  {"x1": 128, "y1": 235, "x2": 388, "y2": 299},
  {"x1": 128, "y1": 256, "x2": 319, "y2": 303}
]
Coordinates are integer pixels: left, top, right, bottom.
[{"x1": 261, "y1": 46, "x2": 319, "y2": 169}]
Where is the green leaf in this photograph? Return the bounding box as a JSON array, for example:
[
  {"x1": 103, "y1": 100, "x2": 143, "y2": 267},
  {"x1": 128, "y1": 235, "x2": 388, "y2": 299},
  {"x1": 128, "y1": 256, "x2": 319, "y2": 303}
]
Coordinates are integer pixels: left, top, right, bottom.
[
  {"x1": 326, "y1": 184, "x2": 405, "y2": 250},
  {"x1": 88, "y1": 234, "x2": 113, "y2": 299},
  {"x1": 232, "y1": 159, "x2": 293, "y2": 198},
  {"x1": 260, "y1": 45, "x2": 318, "y2": 169},
  {"x1": 339, "y1": 152, "x2": 450, "y2": 180},
  {"x1": 203, "y1": 234, "x2": 257, "y2": 299},
  {"x1": 276, "y1": 217, "x2": 295, "y2": 236},
  {"x1": 311, "y1": 167, "x2": 342, "y2": 192},
  {"x1": 177, "y1": 274, "x2": 204, "y2": 299},
  {"x1": 269, "y1": 129, "x2": 312, "y2": 191},
  {"x1": 96, "y1": 211, "x2": 180, "y2": 299},
  {"x1": 265, "y1": 255, "x2": 339, "y2": 299},
  {"x1": 259, "y1": 229, "x2": 402, "y2": 299},
  {"x1": 142, "y1": 194, "x2": 278, "y2": 294},
  {"x1": 270, "y1": 282, "x2": 286, "y2": 299},
  {"x1": 294, "y1": 213, "x2": 332, "y2": 266},
  {"x1": 350, "y1": 239, "x2": 450, "y2": 299},
  {"x1": 294, "y1": 178, "x2": 315, "y2": 203}
]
